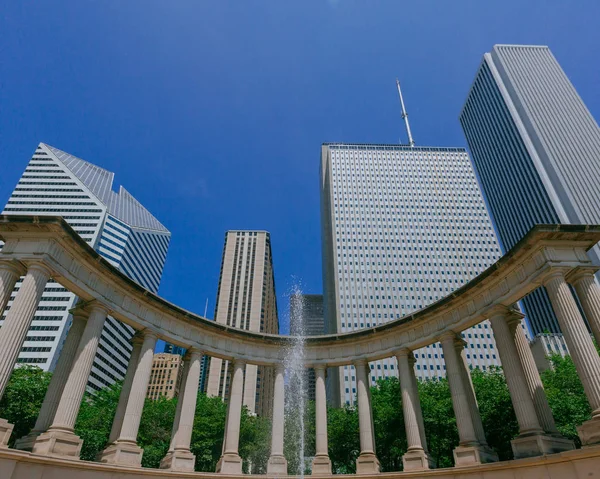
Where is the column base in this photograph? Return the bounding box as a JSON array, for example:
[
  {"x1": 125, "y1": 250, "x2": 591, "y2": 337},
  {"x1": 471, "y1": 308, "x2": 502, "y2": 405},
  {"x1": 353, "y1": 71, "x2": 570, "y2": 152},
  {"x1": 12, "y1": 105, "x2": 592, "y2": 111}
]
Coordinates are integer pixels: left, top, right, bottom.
[
  {"x1": 31, "y1": 429, "x2": 82, "y2": 459},
  {"x1": 97, "y1": 441, "x2": 144, "y2": 467},
  {"x1": 402, "y1": 448, "x2": 433, "y2": 471},
  {"x1": 13, "y1": 431, "x2": 42, "y2": 451},
  {"x1": 578, "y1": 418, "x2": 600, "y2": 446},
  {"x1": 216, "y1": 452, "x2": 243, "y2": 474},
  {"x1": 311, "y1": 454, "x2": 332, "y2": 475},
  {"x1": 356, "y1": 452, "x2": 380, "y2": 475},
  {"x1": 453, "y1": 444, "x2": 498, "y2": 466},
  {"x1": 511, "y1": 433, "x2": 575, "y2": 458},
  {"x1": 0, "y1": 419, "x2": 14, "y2": 447},
  {"x1": 160, "y1": 449, "x2": 196, "y2": 472},
  {"x1": 267, "y1": 454, "x2": 288, "y2": 475}
]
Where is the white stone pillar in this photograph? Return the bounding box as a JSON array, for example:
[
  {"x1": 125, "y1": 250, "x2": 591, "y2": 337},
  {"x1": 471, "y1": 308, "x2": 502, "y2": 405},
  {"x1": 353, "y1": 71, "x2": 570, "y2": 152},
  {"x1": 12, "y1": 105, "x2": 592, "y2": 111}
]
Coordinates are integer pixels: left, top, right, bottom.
[
  {"x1": 0, "y1": 260, "x2": 25, "y2": 315},
  {"x1": 568, "y1": 268, "x2": 600, "y2": 347},
  {"x1": 354, "y1": 359, "x2": 380, "y2": 474},
  {"x1": 312, "y1": 365, "x2": 332, "y2": 475},
  {"x1": 15, "y1": 311, "x2": 87, "y2": 451},
  {"x1": 167, "y1": 354, "x2": 189, "y2": 453},
  {"x1": 216, "y1": 358, "x2": 245, "y2": 474},
  {"x1": 396, "y1": 349, "x2": 431, "y2": 471},
  {"x1": 440, "y1": 332, "x2": 497, "y2": 466},
  {"x1": 267, "y1": 363, "x2": 287, "y2": 475},
  {"x1": 99, "y1": 329, "x2": 158, "y2": 466},
  {"x1": 107, "y1": 333, "x2": 144, "y2": 445},
  {"x1": 545, "y1": 272, "x2": 600, "y2": 445},
  {"x1": 32, "y1": 303, "x2": 108, "y2": 458},
  {"x1": 161, "y1": 348, "x2": 202, "y2": 472}
]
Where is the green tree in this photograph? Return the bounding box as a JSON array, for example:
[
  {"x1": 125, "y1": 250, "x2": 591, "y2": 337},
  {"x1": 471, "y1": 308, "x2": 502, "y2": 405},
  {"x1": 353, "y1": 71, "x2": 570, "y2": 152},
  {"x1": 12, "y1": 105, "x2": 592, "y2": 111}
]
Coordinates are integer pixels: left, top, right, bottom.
[
  {"x1": 371, "y1": 377, "x2": 406, "y2": 471},
  {"x1": 284, "y1": 399, "x2": 316, "y2": 474},
  {"x1": 240, "y1": 408, "x2": 271, "y2": 473},
  {"x1": 75, "y1": 382, "x2": 121, "y2": 461},
  {"x1": 137, "y1": 395, "x2": 177, "y2": 468},
  {"x1": 0, "y1": 365, "x2": 51, "y2": 445},
  {"x1": 542, "y1": 353, "x2": 591, "y2": 446},
  {"x1": 190, "y1": 393, "x2": 227, "y2": 472},
  {"x1": 471, "y1": 366, "x2": 518, "y2": 460},
  {"x1": 327, "y1": 404, "x2": 359, "y2": 473}
]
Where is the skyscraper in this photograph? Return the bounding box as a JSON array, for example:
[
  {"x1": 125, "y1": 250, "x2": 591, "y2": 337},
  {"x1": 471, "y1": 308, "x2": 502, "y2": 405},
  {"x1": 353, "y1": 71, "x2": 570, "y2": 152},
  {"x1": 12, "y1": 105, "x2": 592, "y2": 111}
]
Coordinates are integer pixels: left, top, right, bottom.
[
  {"x1": 1, "y1": 142, "x2": 171, "y2": 391},
  {"x1": 320, "y1": 143, "x2": 504, "y2": 406},
  {"x1": 290, "y1": 294, "x2": 324, "y2": 401},
  {"x1": 460, "y1": 44, "x2": 600, "y2": 334},
  {"x1": 206, "y1": 230, "x2": 278, "y2": 416}
]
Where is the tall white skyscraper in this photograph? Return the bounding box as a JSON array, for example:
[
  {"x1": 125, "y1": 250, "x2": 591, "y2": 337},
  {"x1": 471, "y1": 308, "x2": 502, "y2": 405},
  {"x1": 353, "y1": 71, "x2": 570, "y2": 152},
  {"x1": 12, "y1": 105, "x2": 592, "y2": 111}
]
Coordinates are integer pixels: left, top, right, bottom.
[
  {"x1": 1, "y1": 142, "x2": 171, "y2": 391},
  {"x1": 320, "y1": 143, "x2": 504, "y2": 406},
  {"x1": 206, "y1": 230, "x2": 279, "y2": 416},
  {"x1": 460, "y1": 44, "x2": 600, "y2": 335}
]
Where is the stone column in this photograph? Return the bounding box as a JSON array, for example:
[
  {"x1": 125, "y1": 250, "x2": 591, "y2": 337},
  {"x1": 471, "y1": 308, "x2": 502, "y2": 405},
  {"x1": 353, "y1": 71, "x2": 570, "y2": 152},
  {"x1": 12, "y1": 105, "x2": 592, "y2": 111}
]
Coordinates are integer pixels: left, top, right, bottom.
[
  {"x1": 440, "y1": 332, "x2": 497, "y2": 466},
  {"x1": 32, "y1": 303, "x2": 109, "y2": 458},
  {"x1": 107, "y1": 333, "x2": 144, "y2": 445},
  {"x1": 99, "y1": 329, "x2": 158, "y2": 466},
  {"x1": 15, "y1": 311, "x2": 88, "y2": 450},
  {"x1": 396, "y1": 349, "x2": 431, "y2": 471},
  {"x1": 567, "y1": 268, "x2": 600, "y2": 347},
  {"x1": 167, "y1": 354, "x2": 189, "y2": 453},
  {"x1": 407, "y1": 353, "x2": 428, "y2": 454},
  {"x1": 216, "y1": 358, "x2": 245, "y2": 474},
  {"x1": 312, "y1": 365, "x2": 332, "y2": 475},
  {"x1": 267, "y1": 363, "x2": 287, "y2": 475},
  {"x1": 354, "y1": 359, "x2": 380, "y2": 474},
  {"x1": 161, "y1": 348, "x2": 202, "y2": 472},
  {"x1": 0, "y1": 260, "x2": 25, "y2": 315},
  {"x1": 545, "y1": 272, "x2": 600, "y2": 445}
]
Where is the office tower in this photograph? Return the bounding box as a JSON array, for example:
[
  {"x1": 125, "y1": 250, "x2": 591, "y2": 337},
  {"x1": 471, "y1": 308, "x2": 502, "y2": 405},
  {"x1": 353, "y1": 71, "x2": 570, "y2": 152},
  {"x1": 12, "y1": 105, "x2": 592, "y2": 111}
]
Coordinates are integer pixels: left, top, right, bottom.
[
  {"x1": 147, "y1": 353, "x2": 184, "y2": 400},
  {"x1": 290, "y1": 294, "x2": 324, "y2": 401},
  {"x1": 530, "y1": 333, "x2": 569, "y2": 373},
  {"x1": 1, "y1": 142, "x2": 171, "y2": 391},
  {"x1": 163, "y1": 343, "x2": 186, "y2": 356},
  {"x1": 460, "y1": 44, "x2": 600, "y2": 334},
  {"x1": 320, "y1": 143, "x2": 504, "y2": 406},
  {"x1": 206, "y1": 231, "x2": 279, "y2": 416}
]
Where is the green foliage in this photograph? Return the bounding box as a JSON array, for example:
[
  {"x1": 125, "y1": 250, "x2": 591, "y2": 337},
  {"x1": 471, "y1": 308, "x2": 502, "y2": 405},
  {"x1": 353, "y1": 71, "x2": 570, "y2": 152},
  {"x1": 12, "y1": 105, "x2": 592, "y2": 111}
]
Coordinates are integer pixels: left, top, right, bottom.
[
  {"x1": 0, "y1": 365, "x2": 51, "y2": 446},
  {"x1": 542, "y1": 353, "x2": 591, "y2": 446},
  {"x1": 240, "y1": 407, "x2": 272, "y2": 473},
  {"x1": 327, "y1": 403, "x2": 359, "y2": 473},
  {"x1": 284, "y1": 399, "x2": 315, "y2": 474},
  {"x1": 471, "y1": 366, "x2": 518, "y2": 460},
  {"x1": 190, "y1": 393, "x2": 227, "y2": 471},
  {"x1": 138, "y1": 396, "x2": 178, "y2": 468},
  {"x1": 371, "y1": 377, "x2": 406, "y2": 471},
  {"x1": 74, "y1": 382, "x2": 121, "y2": 461}
]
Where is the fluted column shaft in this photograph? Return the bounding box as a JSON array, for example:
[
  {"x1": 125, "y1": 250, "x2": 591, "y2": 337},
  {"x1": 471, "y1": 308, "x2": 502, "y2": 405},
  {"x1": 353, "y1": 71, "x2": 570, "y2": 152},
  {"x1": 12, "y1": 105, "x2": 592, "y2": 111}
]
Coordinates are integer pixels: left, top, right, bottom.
[
  {"x1": 116, "y1": 330, "x2": 157, "y2": 443},
  {"x1": 570, "y1": 271, "x2": 600, "y2": 347},
  {"x1": 0, "y1": 261, "x2": 24, "y2": 315},
  {"x1": 168, "y1": 355, "x2": 189, "y2": 452},
  {"x1": 269, "y1": 364, "x2": 285, "y2": 457},
  {"x1": 408, "y1": 354, "x2": 428, "y2": 453},
  {"x1": 490, "y1": 312, "x2": 543, "y2": 435},
  {"x1": 49, "y1": 304, "x2": 108, "y2": 432},
  {"x1": 223, "y1": 359, "x2": 245, "y2": 455},
  {"x1": 440, "y1": 333, "x2": 478, "y2": 446},
  {"x1": 355, "y1": 360, "x2": 376, "y2": 454},
  {"x1": 108, "y1": 334, "x2": 144, "y2": 444},
  {"x1": 0, "y1": 263, "x2": 51, "y2": 398},
  {"x1": 173, "y1": 349, "x2": 202, "y2": 451},
  {"x1": 546, "y1": 273, "x2": 600, "y2": 418},
  {"x1": 509, "y1": 316, "x2": 559, "y2": 434},
  {"x1": 314, "y1": 366, "x2": 329, "y2": 456},
  {"x1": 396, "y1": 350, "x2": 424, "y2": 451},
  {"x1": 30, "y1": 313, "x2": 88, "y2": 434}
]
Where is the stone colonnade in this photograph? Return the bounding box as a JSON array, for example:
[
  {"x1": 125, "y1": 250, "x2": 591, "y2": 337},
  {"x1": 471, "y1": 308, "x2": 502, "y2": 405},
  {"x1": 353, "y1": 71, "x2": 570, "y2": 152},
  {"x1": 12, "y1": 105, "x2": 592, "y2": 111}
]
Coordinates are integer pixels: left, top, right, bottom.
[{"x1": 2, "y1": 261, "x2": 600, "y2": 474}]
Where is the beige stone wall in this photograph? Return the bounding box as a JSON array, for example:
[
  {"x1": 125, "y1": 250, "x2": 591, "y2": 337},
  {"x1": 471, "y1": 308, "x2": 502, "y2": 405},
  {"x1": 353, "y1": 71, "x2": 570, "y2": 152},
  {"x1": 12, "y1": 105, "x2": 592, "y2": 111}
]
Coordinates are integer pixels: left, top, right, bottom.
[{"x1": 147, "y1": 353, "x2": 183, "y2": 400}]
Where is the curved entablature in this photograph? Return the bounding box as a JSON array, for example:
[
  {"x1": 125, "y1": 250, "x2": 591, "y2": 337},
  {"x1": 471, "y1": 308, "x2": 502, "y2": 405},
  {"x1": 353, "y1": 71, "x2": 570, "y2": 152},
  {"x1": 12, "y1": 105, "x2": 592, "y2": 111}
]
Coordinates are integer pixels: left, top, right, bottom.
[{"x1": 1, "y1": 215, "x2": 600, "y2": 367}]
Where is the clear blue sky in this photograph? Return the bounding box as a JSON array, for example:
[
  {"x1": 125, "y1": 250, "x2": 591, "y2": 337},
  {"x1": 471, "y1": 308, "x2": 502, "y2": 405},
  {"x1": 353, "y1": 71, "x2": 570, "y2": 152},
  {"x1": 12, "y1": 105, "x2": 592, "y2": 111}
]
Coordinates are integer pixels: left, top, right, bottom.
[{"x1": 1, "y1": 1, "x2": 599, "y2": 335}]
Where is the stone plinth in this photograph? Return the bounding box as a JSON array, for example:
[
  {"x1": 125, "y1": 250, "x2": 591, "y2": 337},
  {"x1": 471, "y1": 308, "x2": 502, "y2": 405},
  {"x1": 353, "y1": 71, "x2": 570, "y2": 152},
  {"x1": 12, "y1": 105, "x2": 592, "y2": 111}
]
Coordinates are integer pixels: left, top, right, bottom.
[
  {"x1": 98, "y1": 441, "x2": 144, "y2": 467},
  {"x1": 216, "y1": 452, "x2": 243, "y2": 474},
  {"x1": 402, "y1": 448, "x2": 433, "y2": 471},
  {"x1": 159, "y1": 449, "x2": 196, "y2": 472},
  {"x1": 356, "y1": 452, "x2": 380, "y2": 474},
  {"x1": 511, "y1": 433, "x2": 575, "y2": 458},
  {"x1": 453, "y1": 444, "x2": 498, "y2": 466},
  {"x1": 31, "y1": 430, "x2": 82, "y2": 459},
  {"x1": 311, "y1": 454, "x2": 332, "y2": 475},
  {"x1": 266, "y1": 454, "x2": 287, "y2": 475},
  {"x1": 578, "y1": 418, "x2": 600, "y2": 446},
  {"x1": 0, "y1": 419, "x2": 13, "y2": 447}
]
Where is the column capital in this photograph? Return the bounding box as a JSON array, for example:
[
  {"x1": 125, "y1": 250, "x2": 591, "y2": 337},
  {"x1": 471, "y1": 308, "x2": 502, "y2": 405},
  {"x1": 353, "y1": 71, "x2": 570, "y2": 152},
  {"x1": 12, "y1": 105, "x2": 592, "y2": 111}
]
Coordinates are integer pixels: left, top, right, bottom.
[
  {"x1": 0, "y1": 259, "x2": 26, "y2": 277},
  {"x1": 231, "y1": 357, "x2": 246, "y2": 368},
  {"x1": 486, "y1": 304, "x2": 513, "y2": 320},
  {"x1": 438, "y1": 331, "x2": 459, "y2": 344},
  {"x1": 187, "y1": 347, "x2": 203, "y2": 361},
  {"x1": 131, "y1": 331, "x2": 145, "y2": 346},
  {"x1": 542, "y1": 269, "x2": 569, "y2": 287},
  {"x1": 274, "y1": 362, "x2": 285, "y2": 374},
  {"x1": 71, "y1": 301, "x2": 110, "y2": 319},
  {"x1": 353, "y1": 358, "x2": 369, "y2": 368},
  {"x1": 141, "y1": 328, "x2": 159, "y2": 341},
  {"x1": 313, "y1": 364, "x2": 327, "y2": 374},
  {"x1": 25, "y1": 261, "x2": 53, "y2": 277},
  {"x1": 394, "y1": 347, "x2": 412, "y2": 359},
  {"x1": 565, "y1": 266, "x2": 599, "y2": 286}
]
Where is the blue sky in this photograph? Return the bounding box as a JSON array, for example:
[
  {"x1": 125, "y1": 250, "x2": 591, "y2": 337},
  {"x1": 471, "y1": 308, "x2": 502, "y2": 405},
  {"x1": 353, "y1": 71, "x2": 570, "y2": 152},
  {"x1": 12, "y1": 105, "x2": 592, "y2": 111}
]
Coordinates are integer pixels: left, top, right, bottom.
[{"x1": 1, "y1": 1, "x2": 599, "y2": 335}]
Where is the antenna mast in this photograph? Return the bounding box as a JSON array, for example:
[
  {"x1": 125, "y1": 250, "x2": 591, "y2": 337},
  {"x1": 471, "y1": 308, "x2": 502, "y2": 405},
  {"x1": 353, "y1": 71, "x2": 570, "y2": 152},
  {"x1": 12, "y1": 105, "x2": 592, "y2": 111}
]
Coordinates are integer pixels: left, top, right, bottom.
[{"x1": 396, "y1": 78, "x2": 415, "y2": 147}]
